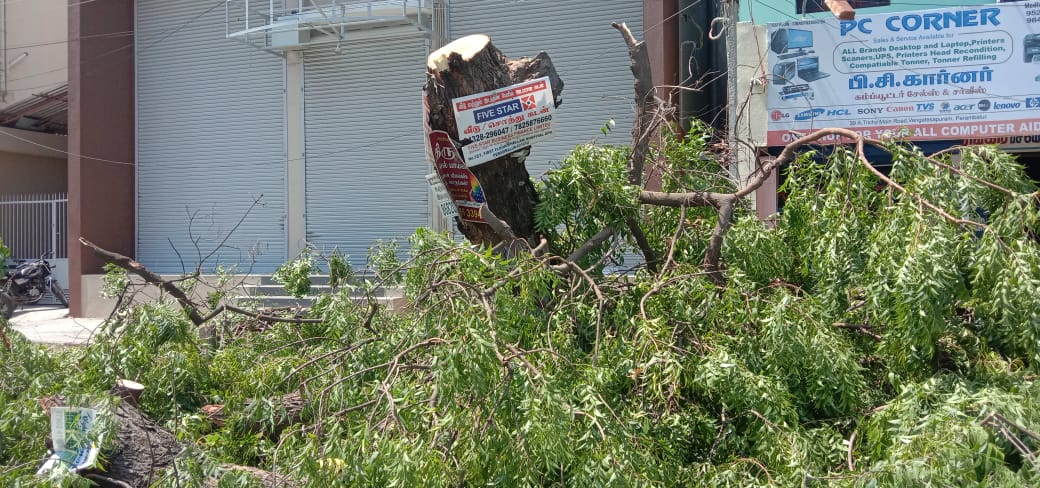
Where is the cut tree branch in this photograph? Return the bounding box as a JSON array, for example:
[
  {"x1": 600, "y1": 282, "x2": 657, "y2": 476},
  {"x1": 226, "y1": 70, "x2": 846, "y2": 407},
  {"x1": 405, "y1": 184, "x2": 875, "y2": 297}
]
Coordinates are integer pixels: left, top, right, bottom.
[
  {"x1": 199, "y1": 304, "x2": 324, "y2": 325},
  {"x1": 80, "y1": 237, "x2": 206, "y2": 326},
  {"x1": 612, "y1": 21, "x2": 662, "y2": 271}
]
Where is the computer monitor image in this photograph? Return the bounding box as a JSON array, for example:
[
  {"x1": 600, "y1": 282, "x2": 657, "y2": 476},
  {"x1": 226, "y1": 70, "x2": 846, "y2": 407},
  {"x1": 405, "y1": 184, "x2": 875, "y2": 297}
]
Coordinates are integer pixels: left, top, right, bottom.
[
  {"x1": 1025, "y1": 34, "x2": 1040, "y2": 63},
  {"x1": 770, "y1": 29, "x2": 788, "y2": 54},
  {"x1": 797, "y1": 57, "x2": 817, "y2": 74},
  {"x1": 796, "y1": 56, "x2": 830, "y2": 82},
  {"x1": 772, "y1": 61, "x2": 796, "y2": 85},
  {"x1": 770, "y1": 28, "x2": 814, "y2": 58},
  {"x1": 786, "y1": 29, "x2": 813, "y2": 51}
]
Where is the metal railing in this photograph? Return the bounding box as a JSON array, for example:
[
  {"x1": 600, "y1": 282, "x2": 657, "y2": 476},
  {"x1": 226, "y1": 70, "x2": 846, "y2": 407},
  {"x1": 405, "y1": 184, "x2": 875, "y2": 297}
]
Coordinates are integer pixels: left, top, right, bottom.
[
  {"x1": 226, "y1": 0, "x2": 434, "y2": 50},
  {"x1": 0, "y1": 192, "x2": 68, "y2": 260}
]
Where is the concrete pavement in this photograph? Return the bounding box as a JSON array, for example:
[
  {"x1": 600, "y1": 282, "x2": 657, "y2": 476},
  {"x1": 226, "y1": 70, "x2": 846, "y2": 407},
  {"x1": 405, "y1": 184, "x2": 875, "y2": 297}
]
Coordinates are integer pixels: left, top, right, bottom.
[{"x1": 7, "y1": 305, "x2": 103, "y2": 345}]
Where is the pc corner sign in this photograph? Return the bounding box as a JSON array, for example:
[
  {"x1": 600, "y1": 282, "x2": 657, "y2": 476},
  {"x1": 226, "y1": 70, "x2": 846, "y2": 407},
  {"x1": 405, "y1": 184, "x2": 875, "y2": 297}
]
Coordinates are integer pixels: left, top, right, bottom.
[{"x1": 765, "y1": 4, "x2": 1040, "y2": 146}]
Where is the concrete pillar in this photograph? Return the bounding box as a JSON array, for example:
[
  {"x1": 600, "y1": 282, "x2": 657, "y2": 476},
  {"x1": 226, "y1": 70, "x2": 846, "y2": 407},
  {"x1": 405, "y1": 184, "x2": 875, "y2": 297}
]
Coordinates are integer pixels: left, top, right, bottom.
[
  {"x1": 643, "y1": 0, "x2": 680, "y2": 107},
  {"x1": 67, "y1": 0, "x2": 134, "y2": 316},
  {"x1": 735, "y1": 22, "x2": 773, "y2": 215},
  {"x1": 286, "y1": 51, "x2": 306, "y2": 258}
]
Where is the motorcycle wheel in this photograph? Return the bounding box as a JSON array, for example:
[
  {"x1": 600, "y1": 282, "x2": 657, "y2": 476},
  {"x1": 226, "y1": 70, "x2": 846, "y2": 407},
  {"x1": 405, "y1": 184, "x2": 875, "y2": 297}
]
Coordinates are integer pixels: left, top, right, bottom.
[
  {"x1": 50, "y1": 281, "x2": 69, "y2": 308},
  {"x1": 1, "y1": 293, "x2": 14, "y2": 319}
]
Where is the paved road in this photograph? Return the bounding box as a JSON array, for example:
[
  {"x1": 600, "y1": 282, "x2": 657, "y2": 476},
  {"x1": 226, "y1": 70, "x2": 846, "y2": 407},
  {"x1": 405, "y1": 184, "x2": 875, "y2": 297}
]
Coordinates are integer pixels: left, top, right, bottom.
[{"x1": 7, "y1": 305, "x2": 103, "y2": 345}]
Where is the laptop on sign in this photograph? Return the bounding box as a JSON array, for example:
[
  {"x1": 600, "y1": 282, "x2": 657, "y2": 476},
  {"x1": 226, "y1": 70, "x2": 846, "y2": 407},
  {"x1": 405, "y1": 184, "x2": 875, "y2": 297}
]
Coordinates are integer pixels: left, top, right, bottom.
[{"x1": 797, "y1": 56, "x2": 830, "y2": 82}]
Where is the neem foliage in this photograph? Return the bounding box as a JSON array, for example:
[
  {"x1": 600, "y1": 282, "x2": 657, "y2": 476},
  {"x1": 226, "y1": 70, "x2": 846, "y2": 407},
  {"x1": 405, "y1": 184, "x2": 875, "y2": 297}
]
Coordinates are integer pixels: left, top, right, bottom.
[{"x1": 3, "y1": 133, "x2": 1040, "y2": 487}]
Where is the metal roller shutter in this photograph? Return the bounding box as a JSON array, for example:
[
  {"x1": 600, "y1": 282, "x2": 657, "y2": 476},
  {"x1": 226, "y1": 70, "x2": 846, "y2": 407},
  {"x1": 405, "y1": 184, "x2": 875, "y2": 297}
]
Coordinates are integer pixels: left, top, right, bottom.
[
  {"x1": 136, "y1": 0, "x2": 287, "y2": 273},
  {"x1": 448, "y1": 0, "x2": 644, "y2": 177},
  {"x1": 303, "y1": 35, "x2": 430, "y2": 268}
]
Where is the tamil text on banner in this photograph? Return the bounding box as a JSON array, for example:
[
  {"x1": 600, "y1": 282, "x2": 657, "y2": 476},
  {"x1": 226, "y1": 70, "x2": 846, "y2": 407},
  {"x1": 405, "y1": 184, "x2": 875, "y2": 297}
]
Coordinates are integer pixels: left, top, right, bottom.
[
  {"x1": 766, "y1": 4, "x2": 1040, "y2": 146},
  {"x1": 428, "y1": 130, "x2": 485, "y2": 222},
  {"x1": 452, "y1": 77, "x2": 555, "y2": 167}
]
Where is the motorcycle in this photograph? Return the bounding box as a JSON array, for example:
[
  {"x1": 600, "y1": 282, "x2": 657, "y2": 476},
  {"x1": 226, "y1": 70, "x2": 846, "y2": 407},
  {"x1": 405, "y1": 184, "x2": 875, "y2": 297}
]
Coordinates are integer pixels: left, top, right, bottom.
[{"x1": 1, "y1": 253, "x2": 68, "y2": 318}]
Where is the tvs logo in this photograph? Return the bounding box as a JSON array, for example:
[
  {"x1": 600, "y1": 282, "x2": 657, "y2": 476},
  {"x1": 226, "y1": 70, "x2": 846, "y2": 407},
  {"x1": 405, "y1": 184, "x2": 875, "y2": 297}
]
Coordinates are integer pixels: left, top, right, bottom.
[
  {"x1": 521, "y1": 95, "x2": 537, "y2": 111},
  {"x1": 770, "y1": 110, "x2": 787, "y2": 121},
  {"x1": 794, "y1": 108, "x2": 825, "y2": 121}
]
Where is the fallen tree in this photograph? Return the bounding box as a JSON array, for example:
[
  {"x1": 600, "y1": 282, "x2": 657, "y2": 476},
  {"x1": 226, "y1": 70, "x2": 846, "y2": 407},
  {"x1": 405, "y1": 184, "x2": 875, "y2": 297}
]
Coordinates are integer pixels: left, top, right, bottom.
[{"x1": 3, "y1": 23, "x2": 1040, "y2": 488}]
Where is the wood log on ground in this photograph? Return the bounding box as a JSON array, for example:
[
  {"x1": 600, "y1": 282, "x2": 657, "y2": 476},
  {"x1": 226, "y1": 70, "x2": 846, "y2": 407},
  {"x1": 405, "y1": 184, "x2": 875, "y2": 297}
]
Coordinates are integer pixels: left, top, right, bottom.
[
  {"x1": 424, "y1": 34, "x2": 563, "y2": 247},
  {"x1": 83, "y1": 400, "x2": 181, "y2": 488},
  {"x1": 42, "y1": 384, "x2": 296, "y2": 487},
  {"x1": 201, "y1": 391, "x2": 305, "y2": 437}
]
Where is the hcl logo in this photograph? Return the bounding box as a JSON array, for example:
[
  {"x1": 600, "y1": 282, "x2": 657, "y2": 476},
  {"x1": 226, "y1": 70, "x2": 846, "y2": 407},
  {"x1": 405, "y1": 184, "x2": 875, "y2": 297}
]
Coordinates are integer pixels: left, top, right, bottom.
[
  {"x1": 795, "y1": 108, "x2": 826, "y2": 121},
  {"x1": 826, "y1": 109, "x2": 850, "y2": 116}
]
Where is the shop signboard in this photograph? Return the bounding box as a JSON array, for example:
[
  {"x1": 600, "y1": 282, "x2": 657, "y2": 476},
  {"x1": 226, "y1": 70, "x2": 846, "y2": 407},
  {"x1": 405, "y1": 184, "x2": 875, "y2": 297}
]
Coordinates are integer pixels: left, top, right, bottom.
[
  {"x1": 766, "y1": 3, "x2": 1040, "y2": 146},
  {"x1": 452, "y1": 77, "x2": 556, "y2": 166}
]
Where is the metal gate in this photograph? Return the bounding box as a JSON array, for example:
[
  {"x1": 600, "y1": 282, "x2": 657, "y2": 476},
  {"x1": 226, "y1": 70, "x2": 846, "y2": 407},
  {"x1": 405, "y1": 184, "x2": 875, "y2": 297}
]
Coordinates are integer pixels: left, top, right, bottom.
[
  {"x1": 0, "y1": 192, "x2": 68, "y2": 260},
  {"x1": 0, "y1": 192, "x2": 68, "y2": 305}
]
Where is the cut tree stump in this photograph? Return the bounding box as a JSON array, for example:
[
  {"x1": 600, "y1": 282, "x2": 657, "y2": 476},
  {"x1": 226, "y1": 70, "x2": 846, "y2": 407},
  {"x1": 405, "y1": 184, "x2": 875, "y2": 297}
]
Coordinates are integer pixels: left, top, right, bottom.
[
  {"x1": 42, "y1": 384, "x2": 296, "y2": 487},
  {"x1": 424, "y1": 34, "x2": 563, "y2": 247},
  {"x1": 111, "y1": 379, "x2": 145, "y2": 408},
  {"x1": 86, "y1": 400, "x2": 182, "y2": 488}
]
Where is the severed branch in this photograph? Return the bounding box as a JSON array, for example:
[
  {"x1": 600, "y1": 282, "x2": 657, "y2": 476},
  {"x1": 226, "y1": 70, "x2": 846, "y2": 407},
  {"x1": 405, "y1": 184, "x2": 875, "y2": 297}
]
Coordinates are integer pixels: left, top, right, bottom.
[
  {"x1": 612, "y1": 21, "x2": 662, "y2": 271},
  {"x1": 636, "y1": 127, "x2": 992, "y2": 285},
  {"x1": 834, "y1": 322, "x2": 883, "y2": 341},
  {"x1": 480, "y1": 204, "x2": 518, "y2": 242},
  {"x1": 199, "y1": 303, "x2": 324, "y2": 325},
  {"x1": 80, "y1": 237, "x2": 206, "y2": 326},
  {"x1": 611, "y1": 21, "x2": 658, "y2": 187}
]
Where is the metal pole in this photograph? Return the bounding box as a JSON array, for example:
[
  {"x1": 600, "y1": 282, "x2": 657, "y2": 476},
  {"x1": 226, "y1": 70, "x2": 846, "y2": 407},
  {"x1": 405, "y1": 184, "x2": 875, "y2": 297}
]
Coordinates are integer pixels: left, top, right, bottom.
[
  {"x1": 50, "y1": 199, "x2": 57, "y2": 256},
  {"x1": 246, "y1": 0, "x2": 250, "y2": 30}
]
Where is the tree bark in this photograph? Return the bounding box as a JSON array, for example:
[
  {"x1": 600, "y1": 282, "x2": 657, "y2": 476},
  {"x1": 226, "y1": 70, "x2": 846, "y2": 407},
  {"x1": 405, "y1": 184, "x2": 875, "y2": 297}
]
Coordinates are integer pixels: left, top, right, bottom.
[
  {"x1": 201, "y1": 392, "x2": 306, "y2": 437},
  {"x1": 43, "y1": 386, "x2": 295, "y2": 487},
  {"x1": 424, "y1": 34, "x2": 563, "y2": 247}
]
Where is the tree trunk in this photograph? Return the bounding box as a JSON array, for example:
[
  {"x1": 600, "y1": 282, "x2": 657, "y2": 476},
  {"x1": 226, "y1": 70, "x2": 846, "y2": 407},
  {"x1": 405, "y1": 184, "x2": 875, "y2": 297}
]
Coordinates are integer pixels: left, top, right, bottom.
[
  {"x1": 43, "y1": 386, "x2": 296, "y2": 487},
  {"x1": 424, "y1": 34, "x2": 563, "y2": 247},
  {"x1": 85, "y1": 401, "x2": 182, "y2": 488}
]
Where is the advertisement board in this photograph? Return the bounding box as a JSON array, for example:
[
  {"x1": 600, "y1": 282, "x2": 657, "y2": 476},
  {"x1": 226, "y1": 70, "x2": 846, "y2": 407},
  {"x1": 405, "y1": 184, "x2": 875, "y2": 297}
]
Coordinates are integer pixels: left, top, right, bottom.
[
  {"x1": 427, "y1": 130, "x2": 485, "y2": 222},
  {"x1": 452, "y1": 77, "x2": 556, "y2": 166},
  {"x1": 766, "y1": 3, "x2": 1040, "y2": 146}
]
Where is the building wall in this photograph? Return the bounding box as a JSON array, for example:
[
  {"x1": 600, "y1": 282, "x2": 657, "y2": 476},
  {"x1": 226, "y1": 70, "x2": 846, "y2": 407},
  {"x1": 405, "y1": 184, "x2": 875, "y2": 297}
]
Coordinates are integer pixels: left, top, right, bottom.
[
  {"x1": 2, "y1": 0, "x2": 68, "y2": 107},
  {"x1": 0, "y1": 153, "x2": 67, "y2": 194}
]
